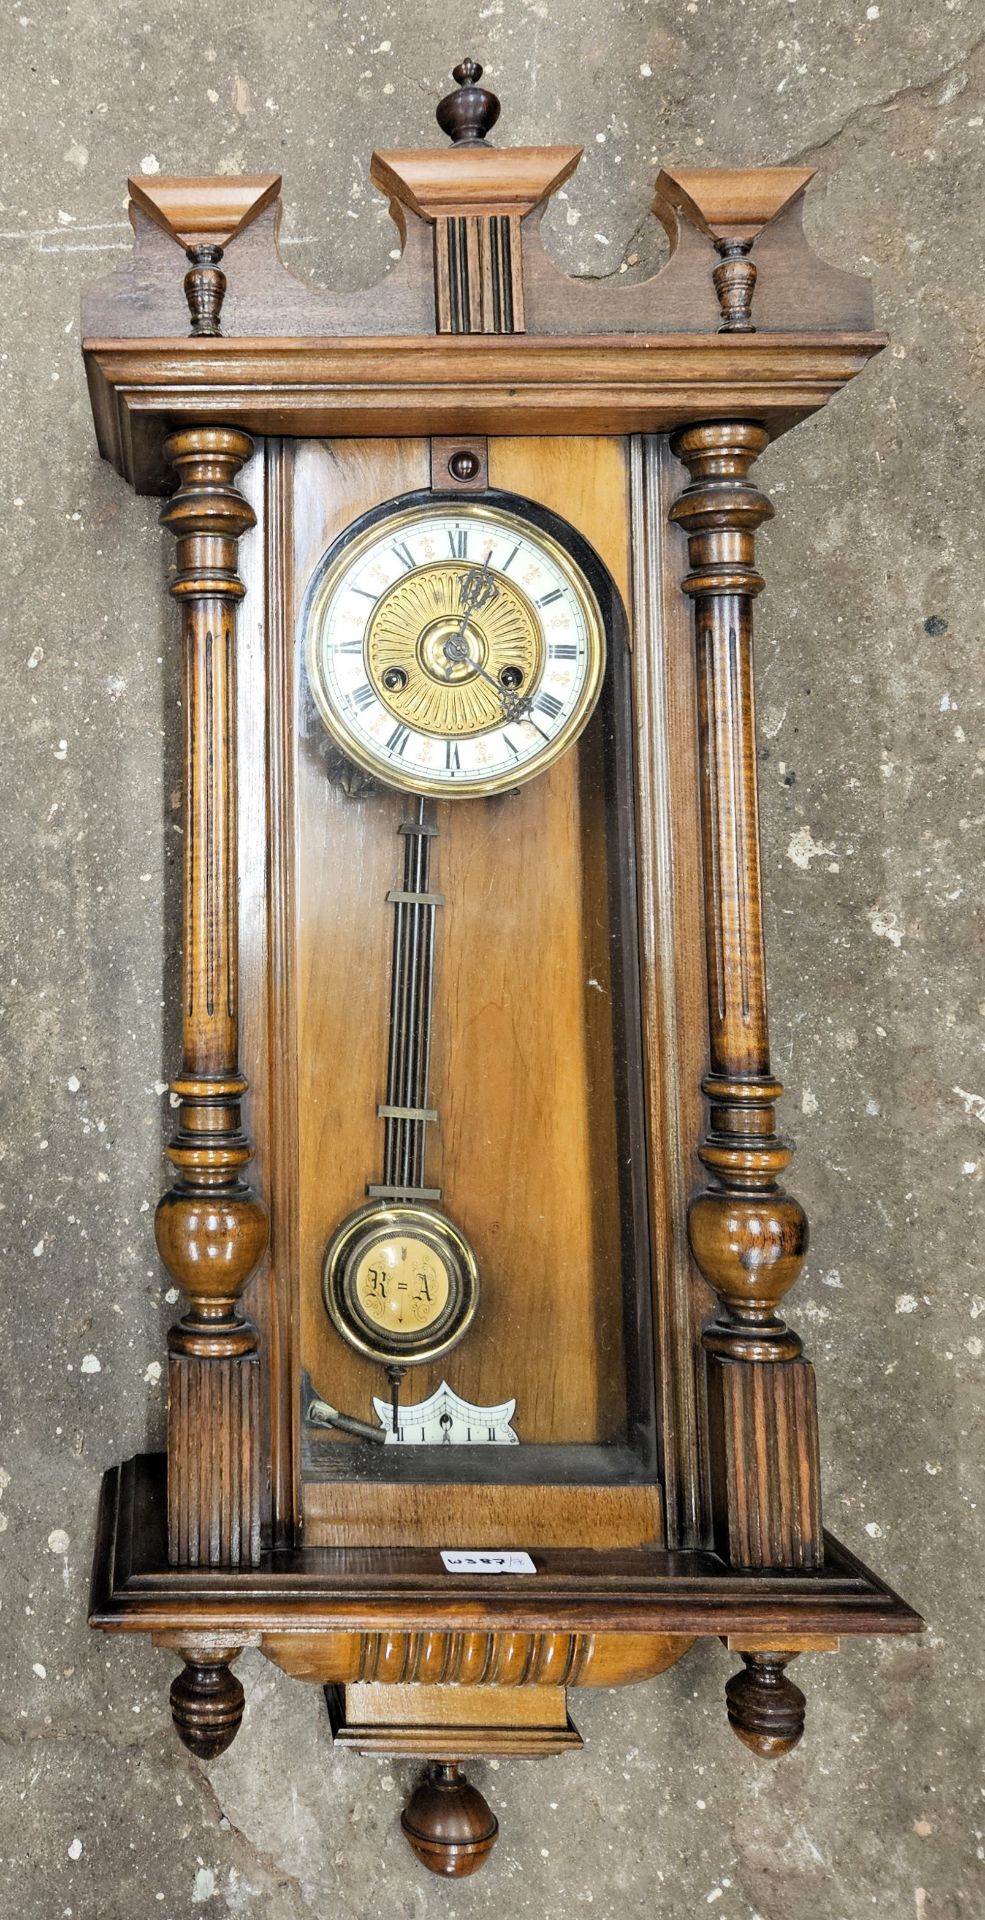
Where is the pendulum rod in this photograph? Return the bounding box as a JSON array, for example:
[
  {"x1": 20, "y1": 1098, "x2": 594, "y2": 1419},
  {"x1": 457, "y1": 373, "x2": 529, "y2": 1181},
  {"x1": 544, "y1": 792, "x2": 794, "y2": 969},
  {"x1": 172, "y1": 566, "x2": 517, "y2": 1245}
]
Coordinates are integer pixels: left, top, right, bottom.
[
  {"x1": 368, "y1": 794, "x2": 444, "y2": 1204},
  {"x1": 365, "y1": 793, "x2": 445, "y2": 1432}
]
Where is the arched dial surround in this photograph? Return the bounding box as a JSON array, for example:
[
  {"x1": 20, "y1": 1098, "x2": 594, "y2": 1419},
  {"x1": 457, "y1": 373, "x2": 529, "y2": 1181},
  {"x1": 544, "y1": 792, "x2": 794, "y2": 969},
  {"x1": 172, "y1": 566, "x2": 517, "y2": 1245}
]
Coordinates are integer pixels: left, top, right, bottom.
[{"x1": 302, "y1": 496, "x2": 607, "y2": 797}]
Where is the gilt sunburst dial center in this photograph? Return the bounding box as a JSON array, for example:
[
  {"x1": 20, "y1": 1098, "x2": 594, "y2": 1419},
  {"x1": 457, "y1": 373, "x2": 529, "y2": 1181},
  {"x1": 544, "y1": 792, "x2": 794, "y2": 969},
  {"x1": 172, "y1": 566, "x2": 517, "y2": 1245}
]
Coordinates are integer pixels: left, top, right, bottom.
[{"x1": 366, "y1": 560, "x2": 544, "y2": 738}]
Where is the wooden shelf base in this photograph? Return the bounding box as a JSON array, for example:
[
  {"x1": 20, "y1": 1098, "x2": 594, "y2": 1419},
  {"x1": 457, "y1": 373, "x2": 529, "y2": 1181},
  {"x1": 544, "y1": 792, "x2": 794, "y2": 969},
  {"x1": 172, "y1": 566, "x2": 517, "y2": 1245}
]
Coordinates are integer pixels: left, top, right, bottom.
[
  {"x1": 89, "y1": 1449, "x2": 921, "y2": 1871},
  {"x1": 92, "y1": 1437, "x2": 921, "y2": 1856},
  {"x1": 92, "y1": 1456, "x2": 923, "y2": 1642}
]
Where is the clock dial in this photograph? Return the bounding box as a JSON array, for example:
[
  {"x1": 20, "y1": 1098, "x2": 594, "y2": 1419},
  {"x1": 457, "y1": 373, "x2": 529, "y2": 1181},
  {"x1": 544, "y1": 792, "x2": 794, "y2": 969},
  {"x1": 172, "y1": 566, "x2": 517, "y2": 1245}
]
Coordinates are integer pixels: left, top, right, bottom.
[{"x1": 302, "y1": 498, "x2": 606, "y2": 796}]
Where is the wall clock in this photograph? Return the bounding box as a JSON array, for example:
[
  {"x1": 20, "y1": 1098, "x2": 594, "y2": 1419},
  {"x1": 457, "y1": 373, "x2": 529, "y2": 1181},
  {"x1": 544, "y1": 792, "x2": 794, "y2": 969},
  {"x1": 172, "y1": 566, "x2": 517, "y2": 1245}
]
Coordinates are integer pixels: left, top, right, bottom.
[{"x1": 84, "y1": 61, "x2": 921, "y2": 1879}]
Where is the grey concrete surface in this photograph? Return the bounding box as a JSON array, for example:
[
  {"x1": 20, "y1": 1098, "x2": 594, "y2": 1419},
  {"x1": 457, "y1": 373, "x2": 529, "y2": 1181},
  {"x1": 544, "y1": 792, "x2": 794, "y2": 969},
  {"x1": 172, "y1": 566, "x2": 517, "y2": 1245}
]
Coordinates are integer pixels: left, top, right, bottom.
[{"x1": 0, "y1": 2, "x2": 981, "y2": 1915}]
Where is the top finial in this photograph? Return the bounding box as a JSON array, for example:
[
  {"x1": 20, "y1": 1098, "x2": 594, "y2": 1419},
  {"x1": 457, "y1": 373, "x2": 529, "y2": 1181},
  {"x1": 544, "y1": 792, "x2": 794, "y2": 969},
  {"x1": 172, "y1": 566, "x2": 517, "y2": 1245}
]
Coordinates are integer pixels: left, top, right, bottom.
[{"x1": 435, "y1": 60, "x2": 501, "y2": 145}]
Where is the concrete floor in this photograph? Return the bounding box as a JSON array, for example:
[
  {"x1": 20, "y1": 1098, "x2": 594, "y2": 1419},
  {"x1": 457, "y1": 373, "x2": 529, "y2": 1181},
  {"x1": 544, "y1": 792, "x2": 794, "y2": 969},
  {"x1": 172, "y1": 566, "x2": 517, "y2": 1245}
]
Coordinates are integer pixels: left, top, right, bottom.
[{"x1": 0, "y1": 1, "x2": 981, "y2": 1914}]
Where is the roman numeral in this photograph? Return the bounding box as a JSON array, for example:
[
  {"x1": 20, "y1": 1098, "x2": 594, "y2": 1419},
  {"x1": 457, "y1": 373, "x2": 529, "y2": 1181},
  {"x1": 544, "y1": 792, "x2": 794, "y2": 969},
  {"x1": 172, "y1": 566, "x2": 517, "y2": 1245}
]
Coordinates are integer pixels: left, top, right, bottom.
[
  {"x1": 393, "y1": 542, "x2": 416, "y2": 570},
  {"x1": 502, "y1": 542, "x2": 520, "y2": 572},
  {"x1": 537, "y1": 588, "x2": 563, "y2": 607},
  {"x1": 549, "y1": 643, "x2": 578, "y2": 660},
  {"x1": 445, "y1": 741, "x2": 461, "y2": 773},
  {"x1": 350, "y1": 682, "x2": 375, "y2": 711},
  {"x1": 449, "y1": 528, "x2": 468, "y2": 558},
  {"x1": 535, "y1": 691, "x2": 563, "y2": 721},
  {"x1": 502, "y1": 733, "x2": 520, "y2": 759},
  {"x1": 351, "y1": 586, "x2": 377, "y2": 602},
  {"x1": 387, "y1": 724, "x2": 411, "y2": 755}
]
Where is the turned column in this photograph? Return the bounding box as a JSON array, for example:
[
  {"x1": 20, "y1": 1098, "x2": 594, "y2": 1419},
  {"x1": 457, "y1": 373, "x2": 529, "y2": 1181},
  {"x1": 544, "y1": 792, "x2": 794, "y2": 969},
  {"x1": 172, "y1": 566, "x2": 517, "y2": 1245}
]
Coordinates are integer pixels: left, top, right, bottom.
[
  {"x1": 156, "y1": 427, "x2": 268, "y2": 1568},
  {"x1": 669, "y1": 421, "x2": 823, "y2": 1575}
]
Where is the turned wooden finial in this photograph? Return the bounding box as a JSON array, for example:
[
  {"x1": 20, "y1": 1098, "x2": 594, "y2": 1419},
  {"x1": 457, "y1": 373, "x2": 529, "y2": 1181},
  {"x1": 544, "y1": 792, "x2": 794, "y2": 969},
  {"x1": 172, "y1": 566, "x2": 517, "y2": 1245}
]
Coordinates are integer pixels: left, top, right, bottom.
[
  {"x1": 170, "y1": 1650, "x2": 246, "y2": 1759},
  {"x1": 401, "y1": 1762, "x2": 498, "y2": 1877},
  {"x1": 436, "y1": 60, "x2": 501, "y2": 144},
  {"x1": 127, "y1": 175, "x2": 281, "y2": 337},
  {"x1": 726, "y1": 1652, "x2": 806, "y2": 1758},
  {"x1": 653, "y1": 168, "x2": 814, "y2": 332},
  {"x1": 183, "y1": 243, "x2": 227, "y2": 336}
]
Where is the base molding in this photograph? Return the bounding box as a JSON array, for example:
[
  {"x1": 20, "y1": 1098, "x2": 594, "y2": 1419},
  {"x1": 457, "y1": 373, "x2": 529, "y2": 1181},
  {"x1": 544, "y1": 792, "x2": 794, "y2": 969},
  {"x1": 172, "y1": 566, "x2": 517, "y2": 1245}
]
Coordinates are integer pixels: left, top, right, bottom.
[
  {"x1": 260, "y1": 1625, "x2": 690, "y2": 1687},
  {"x1": 91, "y1": 1456, "x2": 923, "y2": 1643}
]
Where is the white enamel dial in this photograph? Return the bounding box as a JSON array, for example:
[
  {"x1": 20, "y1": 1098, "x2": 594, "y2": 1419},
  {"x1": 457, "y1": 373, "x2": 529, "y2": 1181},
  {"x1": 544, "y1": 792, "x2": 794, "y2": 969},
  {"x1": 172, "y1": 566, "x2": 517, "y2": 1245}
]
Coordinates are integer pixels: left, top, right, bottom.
[{"x1": 301, "y1": 498, "x2": 607, "y2": 797}]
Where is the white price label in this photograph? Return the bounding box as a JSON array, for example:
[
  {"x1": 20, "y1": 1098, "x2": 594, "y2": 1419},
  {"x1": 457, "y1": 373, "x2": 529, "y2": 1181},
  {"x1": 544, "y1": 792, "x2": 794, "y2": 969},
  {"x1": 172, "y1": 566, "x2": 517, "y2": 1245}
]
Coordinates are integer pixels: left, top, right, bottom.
[{"x1": 440, "y1": 1550, "x2": 537, "y2": 1575}]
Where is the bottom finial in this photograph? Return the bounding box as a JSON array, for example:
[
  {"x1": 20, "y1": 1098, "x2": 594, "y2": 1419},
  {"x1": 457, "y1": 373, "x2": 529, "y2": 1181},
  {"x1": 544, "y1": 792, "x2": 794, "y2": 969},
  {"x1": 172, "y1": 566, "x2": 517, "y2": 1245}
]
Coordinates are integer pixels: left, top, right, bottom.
[
  {"x1": 170, "y1": 1651, "x2": 245, "y2": 1759},
  {"x1": 401, "y1": 1761, "x2": 499, "y2": 1877},
  {"x1": 726, "y1": 1651, "x2": 806, "y2": 1757}
]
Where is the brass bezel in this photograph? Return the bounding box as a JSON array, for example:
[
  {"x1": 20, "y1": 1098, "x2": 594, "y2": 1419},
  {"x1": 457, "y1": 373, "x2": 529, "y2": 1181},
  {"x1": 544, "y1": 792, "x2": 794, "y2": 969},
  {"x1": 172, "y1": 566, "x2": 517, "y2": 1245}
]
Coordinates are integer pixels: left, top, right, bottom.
[
  {"x1": 322, "y1": 1200, "x2": 480, "y2": 1367},
  {"x1": 302, "y1": 498, "x2": 607, "y2": 798}
]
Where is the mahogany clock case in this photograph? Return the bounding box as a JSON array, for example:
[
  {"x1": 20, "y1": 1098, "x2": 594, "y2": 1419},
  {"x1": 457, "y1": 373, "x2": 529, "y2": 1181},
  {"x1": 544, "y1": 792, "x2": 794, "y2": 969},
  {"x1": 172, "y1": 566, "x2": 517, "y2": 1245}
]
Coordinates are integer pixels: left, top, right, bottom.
[{"x1": 83, "y1": 65, "x2": 923, "y2": 1875}]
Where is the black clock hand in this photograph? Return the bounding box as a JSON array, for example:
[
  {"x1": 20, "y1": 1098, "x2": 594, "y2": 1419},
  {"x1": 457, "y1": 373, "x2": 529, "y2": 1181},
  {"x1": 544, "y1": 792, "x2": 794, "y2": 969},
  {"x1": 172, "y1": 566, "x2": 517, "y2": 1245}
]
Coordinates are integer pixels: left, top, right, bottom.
[
  {"x1": 458, "y1": 554, "x2": 499, "y2": 615},
  {"x1": 443, "y1": 554, "x2": 496, "y2": 662}
]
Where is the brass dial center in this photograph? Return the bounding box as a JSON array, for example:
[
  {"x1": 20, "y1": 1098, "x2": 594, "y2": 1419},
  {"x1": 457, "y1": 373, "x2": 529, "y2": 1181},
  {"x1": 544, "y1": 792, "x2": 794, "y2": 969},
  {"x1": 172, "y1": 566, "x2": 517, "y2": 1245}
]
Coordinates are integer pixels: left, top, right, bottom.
[
  {"x1": 366, "y1": 561, "x2": 543, "y2": 738},
  {"x1": 417, "y1": 615, "x2": 489, "y2": 684}
]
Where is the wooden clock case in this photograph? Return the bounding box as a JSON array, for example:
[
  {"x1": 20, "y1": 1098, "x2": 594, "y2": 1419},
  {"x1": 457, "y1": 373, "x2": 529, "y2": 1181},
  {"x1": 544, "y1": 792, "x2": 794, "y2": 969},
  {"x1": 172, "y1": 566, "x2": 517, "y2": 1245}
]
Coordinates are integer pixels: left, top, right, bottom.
[{"x1": 85, "y1": 65, "x2": 921, "y2": 1877}]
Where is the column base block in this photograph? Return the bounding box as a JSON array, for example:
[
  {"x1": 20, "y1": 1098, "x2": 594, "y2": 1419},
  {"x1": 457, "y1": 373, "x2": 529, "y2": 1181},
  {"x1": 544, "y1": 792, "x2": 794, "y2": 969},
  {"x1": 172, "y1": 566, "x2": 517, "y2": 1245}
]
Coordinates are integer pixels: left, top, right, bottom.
[
  {"x1": 168, "y1": 1351, "x2": 261, "y2": 1568},
  {"x1": 707, "y1": 1353, "x2": 824, "y2": 1570}
]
